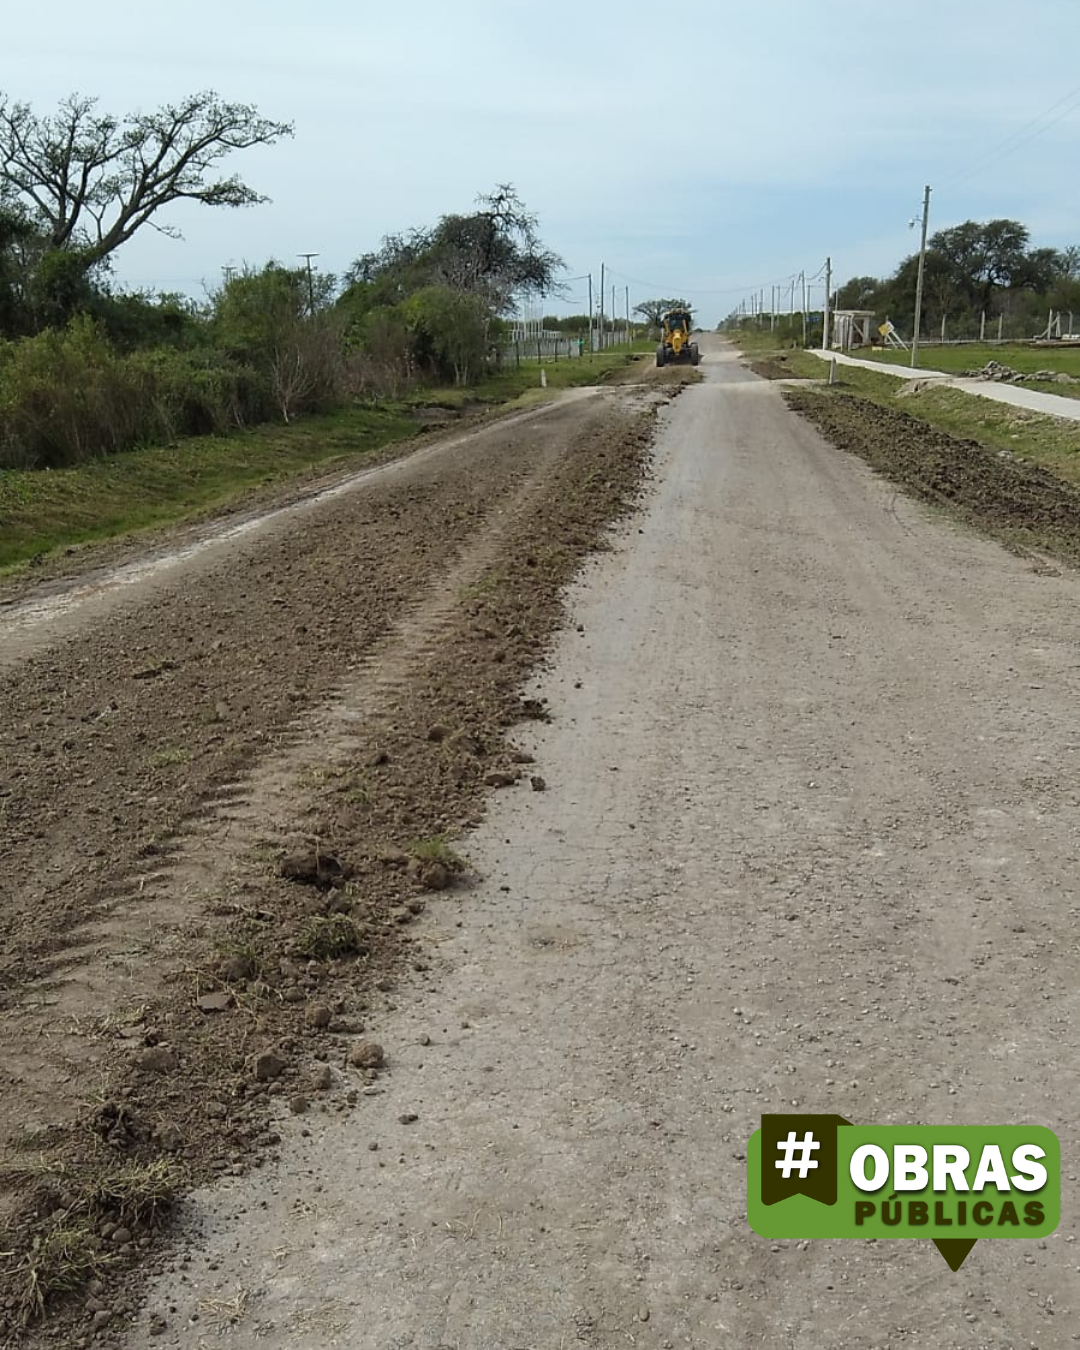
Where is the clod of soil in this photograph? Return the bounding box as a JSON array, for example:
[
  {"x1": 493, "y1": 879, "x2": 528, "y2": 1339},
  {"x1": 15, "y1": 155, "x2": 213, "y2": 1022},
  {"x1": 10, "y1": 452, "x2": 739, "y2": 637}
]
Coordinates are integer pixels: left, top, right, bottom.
[
  {"x1": 418, "y1": 861, "x2": 452, "y2": 891},
  {"x1": 278, "y1": 851, "x2": 351, "y2": 890},
  {"x1": 196, "y1": 992, "x2": 233, "y2": 1014},
  {"x1": 347, "y1": 1041, "x2": 385, "y2": 1070},
  {"x1": 136, "y1": 1048, "x2": 178, "y2": 1076},
  {"x1": 253, "y1": 1051, "x2": 288, "y2": 1082}
]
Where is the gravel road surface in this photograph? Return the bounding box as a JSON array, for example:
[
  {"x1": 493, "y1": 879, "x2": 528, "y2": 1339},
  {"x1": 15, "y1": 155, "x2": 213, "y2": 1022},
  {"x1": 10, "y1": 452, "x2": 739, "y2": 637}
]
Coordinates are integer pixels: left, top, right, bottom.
[{"x1": 117, "y1": 337, "x2": 1080, "y2": 1348}]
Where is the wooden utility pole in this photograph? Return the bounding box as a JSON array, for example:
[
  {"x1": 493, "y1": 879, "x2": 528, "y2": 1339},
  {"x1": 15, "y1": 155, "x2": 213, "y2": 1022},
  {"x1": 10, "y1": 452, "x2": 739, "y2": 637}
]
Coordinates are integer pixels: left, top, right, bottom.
[
  {"x1": 911, "y1": 184, "x2": 932, "y2": 368},
  {"x1": 599, "y1": 262, "x2": 605, "y2": 350},
  {"x1": 588, "y1": 274, "x2": 593, "y2": 352},
  {"x1": 298, "y1": 253, "x2": 319, "y2": 316},
  {"x1": 823, "y1": 257, "x2": 832, "y2": 352}
]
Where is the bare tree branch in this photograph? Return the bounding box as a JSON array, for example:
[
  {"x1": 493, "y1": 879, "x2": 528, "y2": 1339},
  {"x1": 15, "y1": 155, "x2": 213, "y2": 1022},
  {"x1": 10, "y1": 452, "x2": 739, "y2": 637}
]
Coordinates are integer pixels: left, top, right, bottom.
[{"x1": 0, "y1": 90, "x2": 292, "y2": 265}]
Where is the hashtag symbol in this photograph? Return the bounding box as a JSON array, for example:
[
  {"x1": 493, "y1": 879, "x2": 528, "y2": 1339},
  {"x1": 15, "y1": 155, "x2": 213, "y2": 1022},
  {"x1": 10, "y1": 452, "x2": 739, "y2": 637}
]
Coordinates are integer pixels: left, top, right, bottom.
[{"x1": 775, "y1": 1131, "x2": 821, "y2": 1179}]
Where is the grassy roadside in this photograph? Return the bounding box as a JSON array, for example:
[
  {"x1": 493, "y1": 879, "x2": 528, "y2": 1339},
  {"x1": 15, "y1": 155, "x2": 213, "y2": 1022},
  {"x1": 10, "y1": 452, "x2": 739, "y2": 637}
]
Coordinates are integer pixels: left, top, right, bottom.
[
  {"x1": 0, "y1": 348, "x2": 645, "y2": 575},
  {"x1": 409, "y1": 341, "x2": 653, "y2": 410},
  {"x1": 730, "y1": 329, "x2": 1080, "y2": 489},
  {"x1": 857, "y1": 341, "x2": 1080, "y2": 399}
]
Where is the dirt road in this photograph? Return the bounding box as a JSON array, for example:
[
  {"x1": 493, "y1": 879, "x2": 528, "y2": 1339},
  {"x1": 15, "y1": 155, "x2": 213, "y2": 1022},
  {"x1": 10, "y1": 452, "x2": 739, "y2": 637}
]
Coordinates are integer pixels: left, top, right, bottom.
[
  {"x1": 95, "y1": 337, "x2": 1076, "y2": 1348},
  {"x1": 0, "y1": 376, "x2": 670, "y2": 1340}
]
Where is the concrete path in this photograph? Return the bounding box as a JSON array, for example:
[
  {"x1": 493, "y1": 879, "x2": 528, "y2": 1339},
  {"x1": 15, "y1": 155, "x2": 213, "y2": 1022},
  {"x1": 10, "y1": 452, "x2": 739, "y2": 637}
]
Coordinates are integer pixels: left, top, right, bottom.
[{"x1": 811, "y1": 348, "x2": 1080, "y2": 421}]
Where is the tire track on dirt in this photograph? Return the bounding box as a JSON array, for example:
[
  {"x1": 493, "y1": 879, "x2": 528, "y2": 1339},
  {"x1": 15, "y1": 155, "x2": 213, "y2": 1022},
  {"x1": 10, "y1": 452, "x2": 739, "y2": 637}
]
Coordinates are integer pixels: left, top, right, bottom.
[{"x1": 0, "y1": 377, "x2": 680, "y2": 1343}]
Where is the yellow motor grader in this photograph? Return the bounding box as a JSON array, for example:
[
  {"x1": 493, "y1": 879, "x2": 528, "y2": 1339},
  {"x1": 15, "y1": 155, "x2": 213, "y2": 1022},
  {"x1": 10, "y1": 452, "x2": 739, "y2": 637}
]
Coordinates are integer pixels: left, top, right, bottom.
[{"x1": 655, "y1": 309, "x2": 700, "y2": 367}]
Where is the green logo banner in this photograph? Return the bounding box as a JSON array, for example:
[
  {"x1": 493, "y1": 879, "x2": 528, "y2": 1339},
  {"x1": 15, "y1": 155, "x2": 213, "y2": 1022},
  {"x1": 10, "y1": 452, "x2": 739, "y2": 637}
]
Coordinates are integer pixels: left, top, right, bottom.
[{"x1": 747, "y1": 1115, "x2": 1060, "y2": 1270}]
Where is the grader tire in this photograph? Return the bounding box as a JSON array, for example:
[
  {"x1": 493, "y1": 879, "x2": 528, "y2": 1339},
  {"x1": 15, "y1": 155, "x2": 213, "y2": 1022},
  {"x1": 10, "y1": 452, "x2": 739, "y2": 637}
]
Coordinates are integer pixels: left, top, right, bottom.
[
  {"x1": 690, "y1": 343, "x2": 700, "y2": 367},
  {"x1": 656, "y1": 345, "x2": 666, "y2": 368}
]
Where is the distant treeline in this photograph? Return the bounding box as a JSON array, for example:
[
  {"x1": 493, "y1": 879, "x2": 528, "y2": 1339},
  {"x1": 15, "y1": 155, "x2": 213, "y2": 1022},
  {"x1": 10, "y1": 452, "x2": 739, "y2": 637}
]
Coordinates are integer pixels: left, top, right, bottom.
[{"x1": 725, "y1": 220, "x2": 1080, "y2": 342}]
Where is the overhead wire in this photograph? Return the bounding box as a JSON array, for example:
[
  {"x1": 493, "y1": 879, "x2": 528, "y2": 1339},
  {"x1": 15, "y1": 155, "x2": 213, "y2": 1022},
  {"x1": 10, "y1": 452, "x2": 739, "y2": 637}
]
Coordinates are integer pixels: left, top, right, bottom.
[{"x1": 944, "y1": 82, "x2": 1080, "y2": 191}]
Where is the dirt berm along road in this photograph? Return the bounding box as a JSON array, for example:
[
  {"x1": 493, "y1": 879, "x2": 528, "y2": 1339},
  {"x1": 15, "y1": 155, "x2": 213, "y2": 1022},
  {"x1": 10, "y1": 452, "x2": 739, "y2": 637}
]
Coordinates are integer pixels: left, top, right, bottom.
[{"x1": 7, "y1": 338, "x2": 1080, "y2": 1347}]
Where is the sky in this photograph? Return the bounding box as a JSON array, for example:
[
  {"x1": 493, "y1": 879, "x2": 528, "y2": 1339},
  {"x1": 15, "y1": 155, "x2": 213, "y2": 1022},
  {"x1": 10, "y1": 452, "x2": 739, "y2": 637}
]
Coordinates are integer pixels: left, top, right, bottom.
[{"x1": 5, "y1": 0, "x2": 1080, "y2": 327}]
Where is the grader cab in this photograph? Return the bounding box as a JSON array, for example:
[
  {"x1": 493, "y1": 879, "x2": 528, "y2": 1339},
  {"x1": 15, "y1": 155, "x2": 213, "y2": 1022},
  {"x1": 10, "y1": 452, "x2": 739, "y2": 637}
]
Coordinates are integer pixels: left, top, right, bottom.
[{"x1": 656, "y1": 309, "x2": 700, "y2": 367}]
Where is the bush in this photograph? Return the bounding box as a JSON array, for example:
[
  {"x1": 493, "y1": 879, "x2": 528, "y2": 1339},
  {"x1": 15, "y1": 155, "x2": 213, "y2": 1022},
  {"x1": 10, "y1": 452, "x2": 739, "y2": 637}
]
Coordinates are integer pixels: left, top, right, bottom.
[{"x1": 0, "y1": 318, "x2": 277, "y2": 468}]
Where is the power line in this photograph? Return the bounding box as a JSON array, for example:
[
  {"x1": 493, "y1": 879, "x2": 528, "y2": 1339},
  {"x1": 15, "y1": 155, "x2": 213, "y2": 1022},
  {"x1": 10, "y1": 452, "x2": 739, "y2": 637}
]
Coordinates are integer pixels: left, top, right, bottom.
[
  {"x1": 945, "y1": 82, "x2": 1080, "y2": 190},
  {"x1": 603, "y1": 264, "x2": 804, "y2": 298}
]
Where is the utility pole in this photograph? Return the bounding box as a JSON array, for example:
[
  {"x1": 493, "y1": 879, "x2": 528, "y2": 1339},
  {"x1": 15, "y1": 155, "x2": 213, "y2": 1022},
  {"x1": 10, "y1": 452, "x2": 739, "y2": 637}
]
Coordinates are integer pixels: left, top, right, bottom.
[
  {"x1": 223, "y1": 265, "x2": 235, "y2": 285},
  {"x1": 298, "y1": 252, "x2": 319, "y2": 316},
  {"x1": 822, "y1": 257, "x2": 832, "y2": 352},
  {"x1": 911, "y1": 184, "x2": 931, "y2": 369},
  {"x1": 599, "y1": 262, "x2": 605, "y2": 350},
  {"x1": 625, "y1": 285, "x2": 630, "y2": 340},
  {"x1": 612, "y1": 286, "x2": 617, "y2": 344},
  {"x1": 587, "y1": 274, "x2": 594, "y2": 352}
]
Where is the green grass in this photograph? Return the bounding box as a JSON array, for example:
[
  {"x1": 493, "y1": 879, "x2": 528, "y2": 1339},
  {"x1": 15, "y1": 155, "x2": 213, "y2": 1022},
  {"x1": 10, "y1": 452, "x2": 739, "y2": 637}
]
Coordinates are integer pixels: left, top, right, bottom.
[
  {"x1": 409, "y1": 342, "x2": 654, "y2": 411},
  {"x1": 0, "y1": 403, "x2": 416, "y2": 574},
  {"x1": 408, "y1": 834, "x2": 466, "y2": 871},
  {"x1": 728, "y1": 327, "x2": 832, "y2": 378},
  {"x1": 0, "y1": 348, "x2": 656, "y2": 576},
  {"x1": 856, "y1": 342, "x2": 1080, "y2": 399}
]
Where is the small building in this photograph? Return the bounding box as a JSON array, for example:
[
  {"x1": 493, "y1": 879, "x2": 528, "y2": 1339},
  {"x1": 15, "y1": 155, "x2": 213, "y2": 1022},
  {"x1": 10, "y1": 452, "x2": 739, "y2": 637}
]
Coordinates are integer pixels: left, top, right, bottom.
[{"x1": 831, "y1": 310, "x2": 876, "y2": 350}]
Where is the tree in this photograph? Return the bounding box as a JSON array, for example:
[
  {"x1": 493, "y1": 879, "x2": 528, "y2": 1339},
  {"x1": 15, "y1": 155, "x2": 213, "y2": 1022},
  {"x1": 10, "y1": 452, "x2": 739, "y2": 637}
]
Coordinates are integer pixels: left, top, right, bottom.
[
  {"x1": 634, "y1": 298, "x2": 691, "y2": 326},
  {"x1": 0, "y1": 202, "x2": 34, "y2": 334},
  {"x1": 212, "y1": 263, "x2": 343, "y2": 421},
  {"x1": 833, "y1": 276, "x2": 882, "y2": 311},
  {"x1": 346, "y1": 186, "x2": 563, "y2": 316},
  {"x1": 0, "y1": 91, "x2": 292, "y2": 269},
  {"x1": 926, "y1": 219, "x2": 1033, "y2": 317},
  {"x1": 403, "y1": 286, "x2": 490, "y2": 385}
]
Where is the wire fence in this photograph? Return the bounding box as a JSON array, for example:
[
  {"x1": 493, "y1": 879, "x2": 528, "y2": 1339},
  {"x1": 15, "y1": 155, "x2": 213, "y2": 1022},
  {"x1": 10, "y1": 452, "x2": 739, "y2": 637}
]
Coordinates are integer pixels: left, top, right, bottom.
[
  {"x1": 500, "y1": 328, "x2": 634, "y2": 362},
  {"x1": 733, "y1": 308, "x2": 1080, "y2": 351}
]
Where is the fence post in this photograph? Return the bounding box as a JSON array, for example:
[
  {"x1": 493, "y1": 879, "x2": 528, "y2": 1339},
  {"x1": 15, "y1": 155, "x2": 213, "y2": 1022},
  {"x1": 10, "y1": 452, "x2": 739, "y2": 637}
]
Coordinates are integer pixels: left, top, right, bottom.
[
  {"x1": 515, "y1": 340, "x2": 521, "y2": 368},
  {"x1": 980, "y1": 311, "x2": 986, "y2": 342},
  {"x1": 998, "y1": 314, "x2": 1003, "y2": 341},
  {"x1": 941, "y1": 315, "x2": 946, "y2": 344}
]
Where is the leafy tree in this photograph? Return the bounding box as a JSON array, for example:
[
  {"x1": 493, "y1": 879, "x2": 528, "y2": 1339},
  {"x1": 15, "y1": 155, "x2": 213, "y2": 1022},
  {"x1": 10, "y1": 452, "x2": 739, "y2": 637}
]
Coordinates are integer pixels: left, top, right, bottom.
[
  {"x1": 0, "y1": 91, "x2": 292, "y2": 270},
  {"x1": 927, "y1": 219, "x2": 1032, "y2": 316},
  {"x1": 213, "y1": 263, "x2": 334, "y2": 360},
  {"x1": 833, "y1": 276, "x2": 883, "y2": 311},
  {"x1": 0, "y1": 202, "x2": 34, "y2": 334},
  {"x1": 212, "y1": 263, "x2": 343, "y2": 420},
  {"x1": 633, "y1": 298, "x2": 691, "y2": 326},
  {"x1": 542, "y1": 313, "x2": 591, "y2": 334},
  {"x1": 347, "y1": 186, "x2": 563, "y2": 316},
  {"x1": 403, "y1": 285, "x2": 490, "y2": 385}
]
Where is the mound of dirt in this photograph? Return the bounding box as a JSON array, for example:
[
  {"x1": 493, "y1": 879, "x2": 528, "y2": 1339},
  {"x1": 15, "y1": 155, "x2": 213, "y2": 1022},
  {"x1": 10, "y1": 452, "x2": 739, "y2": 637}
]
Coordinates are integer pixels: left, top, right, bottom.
[
  {"x1": 786, "y1": 387, "x2": 1080, "y2": 564},
  {"x1": 744, "y1": 354, "x2": 803, "y2": 381},
  {"x1": 0, "y1": 385, "x2": 675, "y2": 1343},
  {"x1": 602, "y1": 356, "x2": 703, "y2": 387}
]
